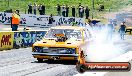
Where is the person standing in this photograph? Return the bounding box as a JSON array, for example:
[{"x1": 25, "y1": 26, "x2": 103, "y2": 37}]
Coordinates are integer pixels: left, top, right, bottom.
[
  {"x1": 85, "y1": 6, "x2": 90, "y2": 19},
  {"x1": 80, "y1": 6, "x2": 84, "y2": 18},
  {"x1": 11, "y1": 10, "x2": 20, "y2": 31},
  {"x1": 42, "y1": 4, "x2": 45, "y2": 15},
  {"x1": 28, "y1": 3, "x2": 32, "y2": 14},
  {"x1": 65, "y1": 5, "x2": 69, "y2": 17},
  {"x1": 38, "y1": 4, "x2": 43, "y2": 15},
  {"x1": 48, "y1": 14, "x2": 54, "y2": 25},
  {"x1": 57, "y1": 4, "x2": 61, "y2": 16},
  {"x1": 78, "y1": 3, "x2": 81, "y2": 17},
  {"x1": 119, "y1": 22, "x2": 126, "y2": 40},
  {"x1": 33, "y1": 3, "x2": 37, "y2": 15},
  {"x1": 62, "y1": 5, "x2": 66, "y2": 17},
  {"x1": 38, "y1": 4, "x2": 42, "y2": 15},
  {"x1": 107, "y1": 21, "x2": 114, "y2": 40},
  {"x1": 72, "y1": 6, "x2": 75, "y2": 17}
]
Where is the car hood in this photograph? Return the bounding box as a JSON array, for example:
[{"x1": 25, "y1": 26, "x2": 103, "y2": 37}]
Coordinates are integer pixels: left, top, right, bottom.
[{"x1": 33, "y1": 38, "x2": 84, "y2": 48}]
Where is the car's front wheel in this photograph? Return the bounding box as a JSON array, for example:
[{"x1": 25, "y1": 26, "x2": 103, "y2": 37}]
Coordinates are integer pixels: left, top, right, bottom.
[
  {"x1": 37, "y1": 58, "x2": 43, "y2": 62},
  {"x1": 76, "y1": 63, "x2": 86, "y2": 73}
]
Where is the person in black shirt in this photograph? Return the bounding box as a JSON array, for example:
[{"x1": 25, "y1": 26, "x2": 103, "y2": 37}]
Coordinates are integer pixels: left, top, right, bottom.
[
  {"x1": 28, "y1": 3, "x2": 32, "y2": 14},
  {"x1": 49, "y1": 14, "x2": 54, "y2": 24},
  {"x1": 42, "y1": 4, "x2": 45, "y2": 15},
  {"x1": 85, "y1": 6, "x2": 90, "y2": 19},
  {"x1": 119, "y1": 22, "x2": 126, "y2": 40},
  {"x1": 65, "y1": 5, "x2": 69, "y2": 17},
  {"x1": 72, "y1": 6, "x2": 75, "y2": 17},
  {"x1": 62, "y1": 5, "x2": 66, "y2": 17},
  {"x1": 57, "y1": 4, "x2": 61, "y2": 16}
]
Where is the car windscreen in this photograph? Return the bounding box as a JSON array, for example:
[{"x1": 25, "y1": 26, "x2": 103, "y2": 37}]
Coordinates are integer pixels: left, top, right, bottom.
[{"x1": 44, "y1": 29, "x2": 82, "y2": 40}]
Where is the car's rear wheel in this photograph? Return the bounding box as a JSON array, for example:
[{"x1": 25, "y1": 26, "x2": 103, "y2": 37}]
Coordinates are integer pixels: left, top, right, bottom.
[{"x1": 37, "y1": 58, "x2": 43, "y2": 62}]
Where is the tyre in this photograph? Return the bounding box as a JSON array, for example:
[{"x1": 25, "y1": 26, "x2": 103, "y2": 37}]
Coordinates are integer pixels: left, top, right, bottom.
[
  {"x1": 37, "y1": 58, "x2": 43, "y2": 62},
  {"x1": 76, "y1": 63, "x2": 86, "y2": 73}
]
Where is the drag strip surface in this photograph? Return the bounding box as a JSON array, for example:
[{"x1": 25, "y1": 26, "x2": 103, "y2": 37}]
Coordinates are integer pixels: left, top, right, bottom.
[
  {"x1": 0, "y1": 48, "x2": 78, "y2": 76},
  {"x1": 0, "y1": 35, "x2": 132, "y2": 76}
]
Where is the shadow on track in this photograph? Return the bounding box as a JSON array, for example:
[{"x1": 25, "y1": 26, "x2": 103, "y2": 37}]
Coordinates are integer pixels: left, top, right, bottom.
[{"x1": 31, "y1": 60, "x2": 77, "y2": 65}]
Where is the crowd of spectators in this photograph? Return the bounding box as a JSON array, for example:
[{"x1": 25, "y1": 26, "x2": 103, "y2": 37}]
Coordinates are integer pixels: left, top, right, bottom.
[
  {"x1": 27, "y1": 3, "x2": 105, "y2": 19},
  {"x1": 28, "y1": 3, "x2": 45, "y2": 15}
]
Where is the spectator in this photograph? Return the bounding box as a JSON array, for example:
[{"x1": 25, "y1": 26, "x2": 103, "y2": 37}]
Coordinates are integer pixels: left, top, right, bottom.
[
  {"x1": 62, "y1": 5, "x2": 66, "y2": 17},
  {"x1": 119, "y1": 22, "x2": 126, "y2": 40},
  {"x1": 65, "y1": 5, "x2": 69, "y2": 17},
  {"x1": 28, "y1": 3, "x2": 32, "y2": 14},
  {"x1": 33, "y1": 3, "x2": 37, "y2": 15},
  {"x1": 15, "y1": 10, "x2": 20, "y2": 16},
  {"x1": 11, "y1": 10, "x2": 20, "y2": 31},
  {"x1": 78, "y1": 3, "x2": 81, "y2": 17},
  {"x1": 72, "y1": 6, "x2": 76, "y2": 17},
  {"x1": 49, "y1": 14, "x2": 54, "y2": 24},
  {"x1": 107, "y1": 21, "x2": 114, "y2": 40},
  {"x1": 57, "y1": 4, "x2": 61, "y2": 16},
  {"x1": 85, "y1": 6, "x2": 90, "y2": 19},
  {"x1": 99, "y1": 4, "x2": 104, "y2": 11},
  {"x1": 42, "y1": 4, "x2": 45, "y2": 15},
  {"x1": 80, "y1": 6, "x2": 84, "y2": 18},
  {"x1": 38, "y1": 4, "x2": 42, "y2": 15}
]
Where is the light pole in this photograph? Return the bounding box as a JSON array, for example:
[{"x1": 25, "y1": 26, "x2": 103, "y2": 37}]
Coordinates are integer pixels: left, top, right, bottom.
[{"x1": 92, "y1": 0, "x2": 94, "y2": 19}]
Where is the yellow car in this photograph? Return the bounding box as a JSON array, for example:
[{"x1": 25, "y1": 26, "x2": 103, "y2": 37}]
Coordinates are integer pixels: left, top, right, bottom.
[{"x1": 32, "y1": 26, "x2": 92, "y2": 62}]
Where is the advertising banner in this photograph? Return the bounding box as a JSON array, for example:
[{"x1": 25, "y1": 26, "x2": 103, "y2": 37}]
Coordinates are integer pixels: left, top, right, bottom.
[
  {"x1": 0, "y1": 32, "x2": 14, "y2": 50},
  {"x1": 0, "y1": 12, "x2": 85, "y2": 27},
  {"x1": 13, "y1": 31, "x2": 46, "y2": 48}
]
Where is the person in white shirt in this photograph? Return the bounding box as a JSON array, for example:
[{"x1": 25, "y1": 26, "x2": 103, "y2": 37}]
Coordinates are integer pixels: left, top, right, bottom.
[{"x1": 33, "y1": 3, "x2": 37, "y2": 15}]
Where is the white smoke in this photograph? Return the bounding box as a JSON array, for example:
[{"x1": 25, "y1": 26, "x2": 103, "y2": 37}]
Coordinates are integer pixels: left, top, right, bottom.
[{"x1": 84, "y1": 23, "x2": 126, "y2": 62}]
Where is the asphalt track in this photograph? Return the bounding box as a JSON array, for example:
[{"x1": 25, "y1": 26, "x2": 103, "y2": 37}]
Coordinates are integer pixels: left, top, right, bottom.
[
  {"x1": 1, "y1": 24, "x2": 132, "y2": 76},
  {"x1": 0, "y1": 35, "x2": 132, "y2": 76}
]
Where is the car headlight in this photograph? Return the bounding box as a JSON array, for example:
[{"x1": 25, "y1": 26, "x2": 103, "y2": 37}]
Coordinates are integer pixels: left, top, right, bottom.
[
  {"x1": 67, "y1": 48, "x2": 76, "y2": 54},
  {"x1": 33, "y1": 46, "x2": 43, "y2": 53}
]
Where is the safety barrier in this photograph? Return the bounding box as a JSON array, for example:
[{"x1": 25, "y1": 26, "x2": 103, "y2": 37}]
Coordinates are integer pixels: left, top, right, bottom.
[
  {"x1": 0, "y1": 30, "x2": 47, "y2": 51},
  {"x1": 0, "y1": 12, "x2": 85, "y2": 28},
  {"x1": 0, "y1": 32, "x2": 14, "y2": 50}
]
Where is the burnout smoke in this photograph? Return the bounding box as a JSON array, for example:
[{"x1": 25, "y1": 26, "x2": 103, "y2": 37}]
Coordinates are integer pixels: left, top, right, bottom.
[{"x1": 84, "y1": 24, "x2": 126, "y2": 62}]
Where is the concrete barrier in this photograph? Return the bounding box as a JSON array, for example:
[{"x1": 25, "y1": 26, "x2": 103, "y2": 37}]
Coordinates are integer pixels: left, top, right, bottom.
[{"x1": 0, "y1": 30, "x2": 47, "y2": 50}]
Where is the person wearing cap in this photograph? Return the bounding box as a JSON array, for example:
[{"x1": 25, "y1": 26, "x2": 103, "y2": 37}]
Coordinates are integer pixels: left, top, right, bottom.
[
  {"x1": 11, "y1": 11, "x2": 20, "y2": 31},
  {"x1": 119, "y1": 22, "x2": 126, "y2": 40}
]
